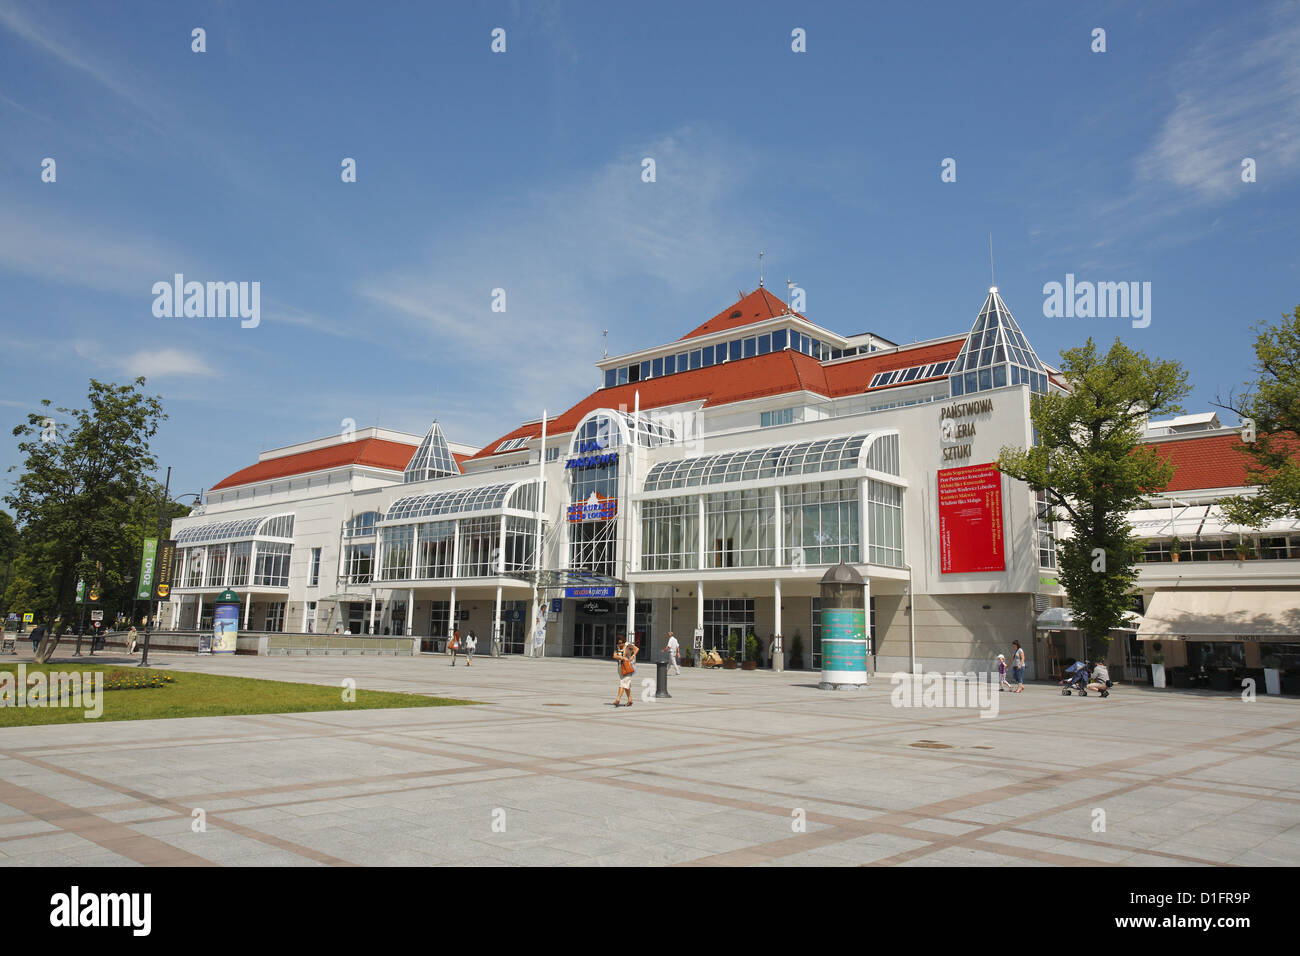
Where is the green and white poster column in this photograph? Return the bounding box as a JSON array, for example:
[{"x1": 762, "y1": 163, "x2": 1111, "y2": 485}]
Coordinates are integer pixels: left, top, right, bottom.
[
  {"x1": 819, "y1": 562, "x2": 868, "y2": 691},
  {"x1": 212, "y1": 588, "x2": 241, "y2": 655}
]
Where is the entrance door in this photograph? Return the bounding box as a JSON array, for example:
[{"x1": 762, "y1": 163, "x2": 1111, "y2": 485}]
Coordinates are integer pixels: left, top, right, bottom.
[{"x1": 573, "y1": 621, "x2": 609, "y2": 657}]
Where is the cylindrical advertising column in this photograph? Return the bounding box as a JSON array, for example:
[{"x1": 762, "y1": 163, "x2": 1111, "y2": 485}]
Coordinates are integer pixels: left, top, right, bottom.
[
  {"x1": 819, "y1": 562, "x2": 868, "y2": 691},
  {"x1": 212, "y1": 588, "x2": 241, "y2": 655}
]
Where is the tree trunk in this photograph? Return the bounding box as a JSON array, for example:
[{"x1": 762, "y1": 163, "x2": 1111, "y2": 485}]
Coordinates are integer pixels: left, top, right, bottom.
[{"x1": 35, "y1": 564, "x2": 72, "y2": 663}]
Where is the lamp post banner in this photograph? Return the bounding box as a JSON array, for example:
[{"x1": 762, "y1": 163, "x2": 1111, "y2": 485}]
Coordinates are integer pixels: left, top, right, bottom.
[
  {"x1": 152, "y1": 540, "x2": 177, "y2": 601},
  {"x1": 137, "y1": 537, "x2": 158, "y2": 600}
]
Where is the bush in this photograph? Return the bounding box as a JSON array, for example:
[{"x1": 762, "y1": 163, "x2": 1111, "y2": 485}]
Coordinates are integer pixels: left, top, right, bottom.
[
  {"x1": 745, "y1": 632, "x2": 759, "y2": 663},
  {"x1": 726, "y1": 632, "x2": 740, "y2": 661}
]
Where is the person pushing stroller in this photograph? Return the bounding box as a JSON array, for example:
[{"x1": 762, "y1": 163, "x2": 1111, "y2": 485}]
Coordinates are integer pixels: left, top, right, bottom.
[{"x1": 1060, "y1": 658, "x2": 1090, "y2": 696}]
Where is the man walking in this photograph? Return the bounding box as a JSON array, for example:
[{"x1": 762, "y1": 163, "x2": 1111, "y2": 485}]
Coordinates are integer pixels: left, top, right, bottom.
[{"x1": 663, "y1": 631, "x2": 680, "y2": 676}]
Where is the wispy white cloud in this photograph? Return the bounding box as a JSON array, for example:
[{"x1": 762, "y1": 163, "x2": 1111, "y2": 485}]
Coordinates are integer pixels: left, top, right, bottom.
[
  {"x1": 0, "y1": 203, "x2": 180, "y2": 297},
  {"x1": 0, "y1": 0, "x2": 162, "y2": 129},
  {"x1": 68, "y1": 341, "x2": 218, "y2": 381},
  {"x1": 1137, "y1": 5, "x2": 1300, "y2": 201},
  {"x1": 354, "y1": 129, "x2": 763, "y2": 442}
]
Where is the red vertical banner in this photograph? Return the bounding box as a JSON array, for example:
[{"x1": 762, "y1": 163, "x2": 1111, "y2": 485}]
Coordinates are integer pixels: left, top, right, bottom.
[{"x1": 937, "y1": 463, "x2": 1006, "y2": 573}]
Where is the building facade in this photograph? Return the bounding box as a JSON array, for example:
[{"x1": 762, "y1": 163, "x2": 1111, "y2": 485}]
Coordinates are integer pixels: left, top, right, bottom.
[{"x1": 165, "y1": 285, "x2": 1296, "y2": 677}]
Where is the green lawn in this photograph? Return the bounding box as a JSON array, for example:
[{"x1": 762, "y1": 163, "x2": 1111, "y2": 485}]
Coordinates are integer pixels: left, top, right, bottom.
[{"x1": 0, "y1": 662, "x2": 478, "y2": 727}]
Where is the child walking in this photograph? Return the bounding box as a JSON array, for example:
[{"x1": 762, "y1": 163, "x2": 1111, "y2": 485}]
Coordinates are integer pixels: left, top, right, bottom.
[{"x1": 996, "y1": 653, "x2": 1011, "y2": 692}]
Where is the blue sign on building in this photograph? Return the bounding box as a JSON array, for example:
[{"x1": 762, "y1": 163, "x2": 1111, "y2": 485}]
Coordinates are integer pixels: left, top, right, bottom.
[{"x1": 565, "y1": 586, "x2": 615, "y2": 598}]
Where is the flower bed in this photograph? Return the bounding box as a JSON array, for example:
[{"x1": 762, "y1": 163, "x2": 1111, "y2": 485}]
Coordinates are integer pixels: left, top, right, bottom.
[{"x1": 102, "y1": 669, "x2": 175, "y2": 692}]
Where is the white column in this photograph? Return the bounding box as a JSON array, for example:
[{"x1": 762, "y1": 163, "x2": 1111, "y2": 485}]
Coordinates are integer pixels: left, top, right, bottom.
[
  {"x1": 859, "y1": 478, "x2": 869, "y2": 565},
  {"x1": 626, "y1": 582, "x2": 636, "y2": 652},
  {"x1": 243, "y1": 591, "x2": 252, "y2": 628},
  {"x1": 774, "y1": 578, "x2": 783, "y2": 655},
  {"x1": 774, "y1": 487, "x2": 784, "y2": 566},
  {"x1": 224, "y1": 542, "x2": 232, "y2": 587},
  {"x1": 698, "y1": 495, "x2": 706, "y2": 569},
  {"x1": 448, "y1": 586, "x2": 457, "y2": 640},
  {"x1": 530, "y1": 412, "x2": 547, "y2": 658},
  {"x1": 493, "y1": 585, "x2": 503, "y2": 648},
  {"x1": 368, "y1": 589, "x2": 376, "y2": 634},
  {"x1": 862, "y1": 578, "x2": 872, "y2": 667},
  {"x1": 406, "y1": 587, "x2": 415, "y2": 636},
  {"x1": 697, "y1": 579, "x2": 704, "y2": 649},
  {"x1": 452, "y1": 522, "x2": 461, "y2": 578},
  {"x1": 497, "y1": 515, "x2": 507, "y2": 572}
]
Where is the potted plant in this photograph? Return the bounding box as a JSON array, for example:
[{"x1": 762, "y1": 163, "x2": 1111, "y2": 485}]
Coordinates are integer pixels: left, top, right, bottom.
[
  {"x1": 1235, "y1": 538, "x2": 1255, "y2": 561},
  {"x1": 743, "y1": 633, "x2": 759, "y2": 670},
  {"x1": 1151, "y1": 642, "x2": 1166, "y2": 689},
  {"x1": 790, "y1": 630, "x2": 805, "y2": 669},
  {"x1": 1169, "y1": 538, "x2": 1182, "y2": 563},
  {"x1": 1263, "y1": 654, "x2": 1282, "y2": 696},
  {"x1": 723, "y1": 632, "x2": 740, "y2": 669}
]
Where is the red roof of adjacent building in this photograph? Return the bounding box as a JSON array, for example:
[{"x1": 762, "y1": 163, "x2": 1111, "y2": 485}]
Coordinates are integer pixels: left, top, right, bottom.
[
  {"x1": 210, "y1": 438, "x2": 427, "y2": 490},
  {"x1": 679, "y1": 288, "x2": 807, "y2": 340},
  {"x1": 1148, "y1": 432, "x2": 1297, "y2": 492},
  {"x1": 1148, "y1": 434, "x2": 1251, "y2": 492}
]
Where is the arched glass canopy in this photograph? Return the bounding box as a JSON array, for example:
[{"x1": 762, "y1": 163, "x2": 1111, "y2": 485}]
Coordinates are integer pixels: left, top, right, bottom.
[
  {"x1": 643, "y1": 432, "x2": 897, "y2": 492},
  {"x1": 174, "y1": 513, "x2": 295, "y2": 545},
  {"x1": 383, "y1": 479, "x2": 541, "y2": 522},
  {"x1": 569, "y1": 409, "x2": 678, "y2": 454}
]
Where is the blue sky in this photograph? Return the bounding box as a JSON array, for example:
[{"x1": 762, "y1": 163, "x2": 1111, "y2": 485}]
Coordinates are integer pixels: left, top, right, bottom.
[{"x1": 2, "y1": 0, "x2": 1297, "y2": 500}]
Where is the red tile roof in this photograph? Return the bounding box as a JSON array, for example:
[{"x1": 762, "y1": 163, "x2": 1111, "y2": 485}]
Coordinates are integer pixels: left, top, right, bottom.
[
  {"x1": 823, "y1": 339, "x2": 963, "y2": 393},
  {"x1": 467, "y1": 339, "x2": 965, "y2": 460},
  {"x1": 211, "y1": 438, "x2": 422, "y2": 490},
  {"x1": 1148, "y1": 432, "x2": 1297, "y2": 492},
  {"x1": 1148, "y1": 434, "x2": 1251, "y2": 492},
  {"x1": 679, "y1": 288, "x2": 806, "y2": 340}
]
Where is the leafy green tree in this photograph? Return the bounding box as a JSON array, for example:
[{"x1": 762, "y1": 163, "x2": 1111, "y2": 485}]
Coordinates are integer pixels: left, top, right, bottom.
[
  {"x1": 5, "y1": 378, "x2": 166, "y2": 659},
  {"x1": 0, "y1": 511, "x2": 16, "y2": 613},
  {"x1": 1218, "y1": 306, "x2": 1300, "y2": 526},
  {"x1": 998, "y1": 338, "x2": 1190, "y2": 657}
]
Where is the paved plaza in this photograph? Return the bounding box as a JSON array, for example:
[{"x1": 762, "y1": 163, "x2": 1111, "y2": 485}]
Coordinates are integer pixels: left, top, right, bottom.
[{"x1": 2, "y1": 652, "x2": 1298, "y2": 867}]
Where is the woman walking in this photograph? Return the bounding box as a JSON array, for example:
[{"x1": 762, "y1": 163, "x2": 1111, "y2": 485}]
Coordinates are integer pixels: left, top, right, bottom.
[
  {"x1": 1010, "y1": 640, "x2": 1026, "y2": 693},
  {"x1": 613, "y1": 637, "x2": 637, "y2": 707}
]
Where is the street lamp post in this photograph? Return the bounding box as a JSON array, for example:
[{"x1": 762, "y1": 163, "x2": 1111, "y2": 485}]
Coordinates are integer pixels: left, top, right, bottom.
[{"x1": 138, "y1": 487, "x2": 201, "y2": 666}]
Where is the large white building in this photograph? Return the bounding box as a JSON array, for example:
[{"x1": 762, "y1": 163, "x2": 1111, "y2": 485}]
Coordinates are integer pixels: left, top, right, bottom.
[{"x1": 162, "y1": 286, "x2": 1299, "y2": 681}]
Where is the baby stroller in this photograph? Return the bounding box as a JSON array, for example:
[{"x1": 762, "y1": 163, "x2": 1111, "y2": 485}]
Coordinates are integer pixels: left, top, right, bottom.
[{"x1": 1060, "y1": 660, "x2": 1091, "y2": 696}]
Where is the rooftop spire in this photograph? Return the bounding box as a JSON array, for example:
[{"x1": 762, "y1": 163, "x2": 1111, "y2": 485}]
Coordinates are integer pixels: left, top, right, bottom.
[{"x1": 403, "y1": 421, "x2": 458, "y2": 483}]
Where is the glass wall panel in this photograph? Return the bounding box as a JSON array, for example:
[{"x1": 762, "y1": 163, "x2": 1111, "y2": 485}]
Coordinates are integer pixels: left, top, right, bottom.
[
  {"x1": 253, "y1": 543, "x2": 291, "y2": 587},
  {"x1": 866, "y1": 480, "x2": 903, "y2": 567}
]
